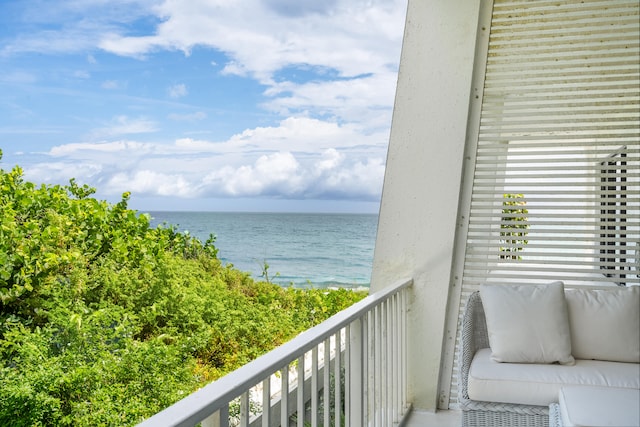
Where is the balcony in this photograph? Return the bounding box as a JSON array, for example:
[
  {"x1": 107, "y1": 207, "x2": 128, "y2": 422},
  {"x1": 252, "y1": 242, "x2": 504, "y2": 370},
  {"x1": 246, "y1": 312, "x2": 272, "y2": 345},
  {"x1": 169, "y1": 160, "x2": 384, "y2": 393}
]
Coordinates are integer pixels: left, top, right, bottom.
[
  {"x1": 137, "y1": 278, "x2": 454, "y2": 427},
  {"x1": 138, "y1": 0, "x2": 638, "y2": 425}
]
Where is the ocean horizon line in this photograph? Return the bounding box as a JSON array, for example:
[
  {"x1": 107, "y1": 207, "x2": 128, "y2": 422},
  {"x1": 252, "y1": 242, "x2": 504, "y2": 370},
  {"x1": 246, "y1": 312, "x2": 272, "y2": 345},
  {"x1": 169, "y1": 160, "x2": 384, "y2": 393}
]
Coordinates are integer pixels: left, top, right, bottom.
[{"x1": 144, "y1": 209, "x2": 379, "y2": 216}]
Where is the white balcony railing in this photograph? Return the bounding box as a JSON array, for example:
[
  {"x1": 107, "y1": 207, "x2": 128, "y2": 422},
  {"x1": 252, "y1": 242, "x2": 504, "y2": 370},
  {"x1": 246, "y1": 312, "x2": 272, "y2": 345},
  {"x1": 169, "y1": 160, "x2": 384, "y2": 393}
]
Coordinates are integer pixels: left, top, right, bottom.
[{"x1": 137, "y1": 277, "x2": 413, "y2": 427}]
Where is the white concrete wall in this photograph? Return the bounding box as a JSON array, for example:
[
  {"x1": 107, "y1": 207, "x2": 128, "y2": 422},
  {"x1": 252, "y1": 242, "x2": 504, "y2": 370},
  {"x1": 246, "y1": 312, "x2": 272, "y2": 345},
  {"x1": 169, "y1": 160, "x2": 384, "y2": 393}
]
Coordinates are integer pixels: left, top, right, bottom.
[{"x1": 370, "y1": 0, "x2": 482, "y2": 411}]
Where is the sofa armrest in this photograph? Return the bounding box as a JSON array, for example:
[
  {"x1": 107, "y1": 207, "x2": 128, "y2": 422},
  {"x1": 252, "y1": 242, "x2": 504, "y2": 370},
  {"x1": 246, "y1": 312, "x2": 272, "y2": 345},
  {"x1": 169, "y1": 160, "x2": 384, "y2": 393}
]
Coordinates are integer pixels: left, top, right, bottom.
[{"x1": 458, "y1": 291, "x2": 490, "y2": 406}]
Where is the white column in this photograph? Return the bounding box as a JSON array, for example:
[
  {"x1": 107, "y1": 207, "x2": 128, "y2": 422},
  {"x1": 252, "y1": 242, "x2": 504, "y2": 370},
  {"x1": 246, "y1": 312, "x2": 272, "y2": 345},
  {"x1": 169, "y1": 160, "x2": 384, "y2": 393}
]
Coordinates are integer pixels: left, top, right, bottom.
[{"x1": 371, "y1": 0, "x2": 482, "y2": 410}]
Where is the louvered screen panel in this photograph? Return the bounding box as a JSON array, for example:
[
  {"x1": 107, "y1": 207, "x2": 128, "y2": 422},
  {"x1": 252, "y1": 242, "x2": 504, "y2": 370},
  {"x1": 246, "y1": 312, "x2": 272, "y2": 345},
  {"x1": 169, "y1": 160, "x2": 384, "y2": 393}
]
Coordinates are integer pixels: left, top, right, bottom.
[{"x1": 448, "y1": 0, "x2": 639, "y2": 408}]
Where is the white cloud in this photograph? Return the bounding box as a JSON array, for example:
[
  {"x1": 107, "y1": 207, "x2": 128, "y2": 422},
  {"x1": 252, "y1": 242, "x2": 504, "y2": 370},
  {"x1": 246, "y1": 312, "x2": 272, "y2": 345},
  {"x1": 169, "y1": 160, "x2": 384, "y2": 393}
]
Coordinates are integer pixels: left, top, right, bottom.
[
  {"x1": 220, "y1": 61, "x2": 249, "y2": 77},
  {"x1": 168, "y1": 83, "x2": 187, "y2": 98},
  {"x1": 203, "y1": 151, "x2": 303, "y2": 196},
  {"x1": 89, "y1": 116, "x2": 158, "y2": 138},
  {"x1": 315, "y1": 148, "x2": 344, "y2": 173},
  {"x1": 31, "y1": 115, "x2": 386, "y2": 202},
  {"x1": 108, "y1": 170, "x2": 195, "y2": 197},
  {"x1": 267, "y1": 71, "x2": 397, "y2": 111},
  {"x1": 97, "y1": 0, "x2": 406, "y2": 80},
  {"x1": 168, "y1": 116, "x2": 367, "y2": 156},
  {"x1": 22, "y1": 161, "x2": 103, "y2": 187},
  {"x1": 311, "y1": 156, "x2": 385, "y2": 199},
  {"x1": 1, "y1": 1, "x2": 158, "y2": 56},
  {"x1": 98, "y1": 34, "x2": 162, "y2": 59},
  {"x1": 224, "y1": 116, "x2": 382, "y2": 154},
  {"x1": 173, "y1": 138, "x2": 217, "y2": 151},
  {"x1": 49, "y1": 141, "x2": 154, "y2": 157}
]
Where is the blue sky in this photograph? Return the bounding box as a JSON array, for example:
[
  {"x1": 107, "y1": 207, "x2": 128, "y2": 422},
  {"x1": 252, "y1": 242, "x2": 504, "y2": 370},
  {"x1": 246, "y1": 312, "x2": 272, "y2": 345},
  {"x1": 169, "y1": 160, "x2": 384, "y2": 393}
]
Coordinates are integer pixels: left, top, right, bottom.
[{"x1": 0, "y1": 0, "x2": 407, "y2": 213}]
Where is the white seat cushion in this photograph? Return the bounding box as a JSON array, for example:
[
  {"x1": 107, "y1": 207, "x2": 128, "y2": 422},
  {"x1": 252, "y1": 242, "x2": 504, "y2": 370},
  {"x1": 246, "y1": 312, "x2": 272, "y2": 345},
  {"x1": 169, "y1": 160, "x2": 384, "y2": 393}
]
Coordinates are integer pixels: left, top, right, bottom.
[
  {"x1": 559, "y1": 386, "x2": 640, "y2": 427},
  {"x1": 468, "y1": 348, "x2": 640, "y2": 406},
  {"x1": 565, "y1": 286, "x2": 640, "y2": 363}
]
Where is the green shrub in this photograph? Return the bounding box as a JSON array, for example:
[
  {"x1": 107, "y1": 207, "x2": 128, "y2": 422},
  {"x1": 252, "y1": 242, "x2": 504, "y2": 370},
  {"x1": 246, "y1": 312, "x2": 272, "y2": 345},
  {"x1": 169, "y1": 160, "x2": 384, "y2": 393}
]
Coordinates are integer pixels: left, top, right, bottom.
[{"x1": 0, "y1": 150, "x2": 366, "y2": 426}]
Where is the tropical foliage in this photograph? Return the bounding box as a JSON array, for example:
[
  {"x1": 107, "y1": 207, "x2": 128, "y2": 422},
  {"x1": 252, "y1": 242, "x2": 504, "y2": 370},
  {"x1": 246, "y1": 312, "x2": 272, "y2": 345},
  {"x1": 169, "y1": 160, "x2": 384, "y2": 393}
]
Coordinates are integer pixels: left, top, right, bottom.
[
  {"x1": 0, "y1": 150, "x2": 366, "y2": 426},
  {"x1": 499, "y1": 193, "x2": 529, "y2": 260}
]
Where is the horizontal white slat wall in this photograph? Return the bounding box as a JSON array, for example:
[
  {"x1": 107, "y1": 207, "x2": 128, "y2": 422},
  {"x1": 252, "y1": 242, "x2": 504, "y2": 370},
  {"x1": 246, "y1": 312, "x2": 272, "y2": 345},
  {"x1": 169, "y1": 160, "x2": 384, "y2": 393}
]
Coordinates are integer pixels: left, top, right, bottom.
[{"x1": 449, "y1": 0, "x2": 639, "y2": 407}]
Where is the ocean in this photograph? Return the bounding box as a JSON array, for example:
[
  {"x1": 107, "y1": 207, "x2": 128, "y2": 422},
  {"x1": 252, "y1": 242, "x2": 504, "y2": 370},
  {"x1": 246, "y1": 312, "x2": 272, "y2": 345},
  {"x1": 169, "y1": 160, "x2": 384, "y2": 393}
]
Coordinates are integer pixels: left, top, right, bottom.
[{"x1": 147, "y1": 212, "x2": 378, "y2": 289}]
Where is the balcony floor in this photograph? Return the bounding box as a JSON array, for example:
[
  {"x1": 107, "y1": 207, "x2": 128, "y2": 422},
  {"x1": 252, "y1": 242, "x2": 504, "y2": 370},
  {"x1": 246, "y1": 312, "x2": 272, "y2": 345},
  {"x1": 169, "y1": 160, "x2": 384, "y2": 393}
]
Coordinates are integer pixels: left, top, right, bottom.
[{"x1": 404, "y1": 409, "x2": 461, "y2": 427}]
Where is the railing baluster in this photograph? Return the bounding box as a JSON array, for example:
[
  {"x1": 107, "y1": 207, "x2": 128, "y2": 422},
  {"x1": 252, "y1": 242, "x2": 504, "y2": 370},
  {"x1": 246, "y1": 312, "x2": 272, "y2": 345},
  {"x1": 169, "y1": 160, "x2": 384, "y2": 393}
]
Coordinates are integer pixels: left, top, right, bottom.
[
  {"x1": 401, "y1": 287, "x2": 408, "y2": 412},
  {"x1": 364, "y1": 310, "x2": 371, "y2": 426},
  {"x1": 334, "y1": 331, "x2": 342, "y2": 427},
  {"x1": 262, "y1": 378, "x2": 270, "y2": 427},
  {"x1": 240, "y1": 392, "x2": 250, "y2": 427},
  {"x1": 202, "y1": 406, "x2": 231, "y2": 427},
  {"x1": 384, "y1": 301, "x2": 390, "y2": 426},
  {"x1": 323, "y1": 337, "x2": 331, "y2": 427},
  {"x1": 391, "y1": 298, "x2": 396, "y2": 425},
  {"x1": 392, "y1": 293, "x2": 399, "y2": 422},
  {"x1": 281, "y1": 366, "x2": 289, "y2": 427},
  {"x1": 222, "y1": 405, "x2": 230, "y2": 427},
  {"x1": 388, "y1": 296, "x2": 392, "y2": 422},
  {"x1": 373, "y1": 305, "x2": 384, "y2": 426},
  {"x1": 398, "y1": 291, "x2": 404, "y2": 418},
  {"x1": 397, "y1": 293, "x2": 402, "y2": 417},
  {"x1": 376, "y1": 305, "x2": 381, "y2": 427},
  {"x1": 345, "y1": 324, "x2": 352, "y2": 427},
  {"x1": 385, "y1": 300, "x2": 391, "y2": 426},
  {"x1": 311, "y1": 347, "x2": 319, "y2": 426},
  {"x1": 201, "y1": 412, "x2": 216, "y2": 427},
  {"x1": 382, "y1": 300, "x2": 388, "y2": 426},
  {"x1": 347, "y1": 318, "x2": 362, "y2": 427},
  {"x1": 297, "y1": 355, "x2": 304, "y2": 427}
]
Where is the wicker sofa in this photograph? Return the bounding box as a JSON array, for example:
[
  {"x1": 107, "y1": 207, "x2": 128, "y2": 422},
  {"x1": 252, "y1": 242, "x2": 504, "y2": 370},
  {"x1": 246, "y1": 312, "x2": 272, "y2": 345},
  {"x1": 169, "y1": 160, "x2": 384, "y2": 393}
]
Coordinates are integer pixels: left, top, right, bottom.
[{"x1": 458, "y1": 285, "x2": 640, "y2": 427}]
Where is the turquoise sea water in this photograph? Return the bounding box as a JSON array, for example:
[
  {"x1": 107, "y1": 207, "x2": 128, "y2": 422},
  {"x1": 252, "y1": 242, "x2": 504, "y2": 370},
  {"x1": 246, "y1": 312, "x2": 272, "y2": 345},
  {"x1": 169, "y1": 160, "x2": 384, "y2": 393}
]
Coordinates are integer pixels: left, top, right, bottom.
[{"x1": 148, "y1": 212, "x2": 378, "y2": 288}]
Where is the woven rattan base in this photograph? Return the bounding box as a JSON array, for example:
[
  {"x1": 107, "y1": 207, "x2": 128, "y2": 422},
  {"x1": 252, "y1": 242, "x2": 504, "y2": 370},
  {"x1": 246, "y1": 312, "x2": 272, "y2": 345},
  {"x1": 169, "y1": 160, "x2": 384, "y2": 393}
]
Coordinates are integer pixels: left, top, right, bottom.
[
  {"x1": 462, "y1": 409, "x2": 550, "y2": 427},
  {"x1": 548, "y1": 403, "x2": 562, "y2": 427}
]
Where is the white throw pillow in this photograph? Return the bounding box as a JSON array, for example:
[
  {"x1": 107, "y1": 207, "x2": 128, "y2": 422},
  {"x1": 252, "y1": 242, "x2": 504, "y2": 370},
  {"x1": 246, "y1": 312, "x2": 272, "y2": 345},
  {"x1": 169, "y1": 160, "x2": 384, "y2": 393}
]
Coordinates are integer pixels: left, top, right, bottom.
[
  {"x1": 480, "y1": 282, "x2": 575, "y2": 365},
  {"x1": 565, "y1": 286, "x2": 640, "y2": 363}
]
